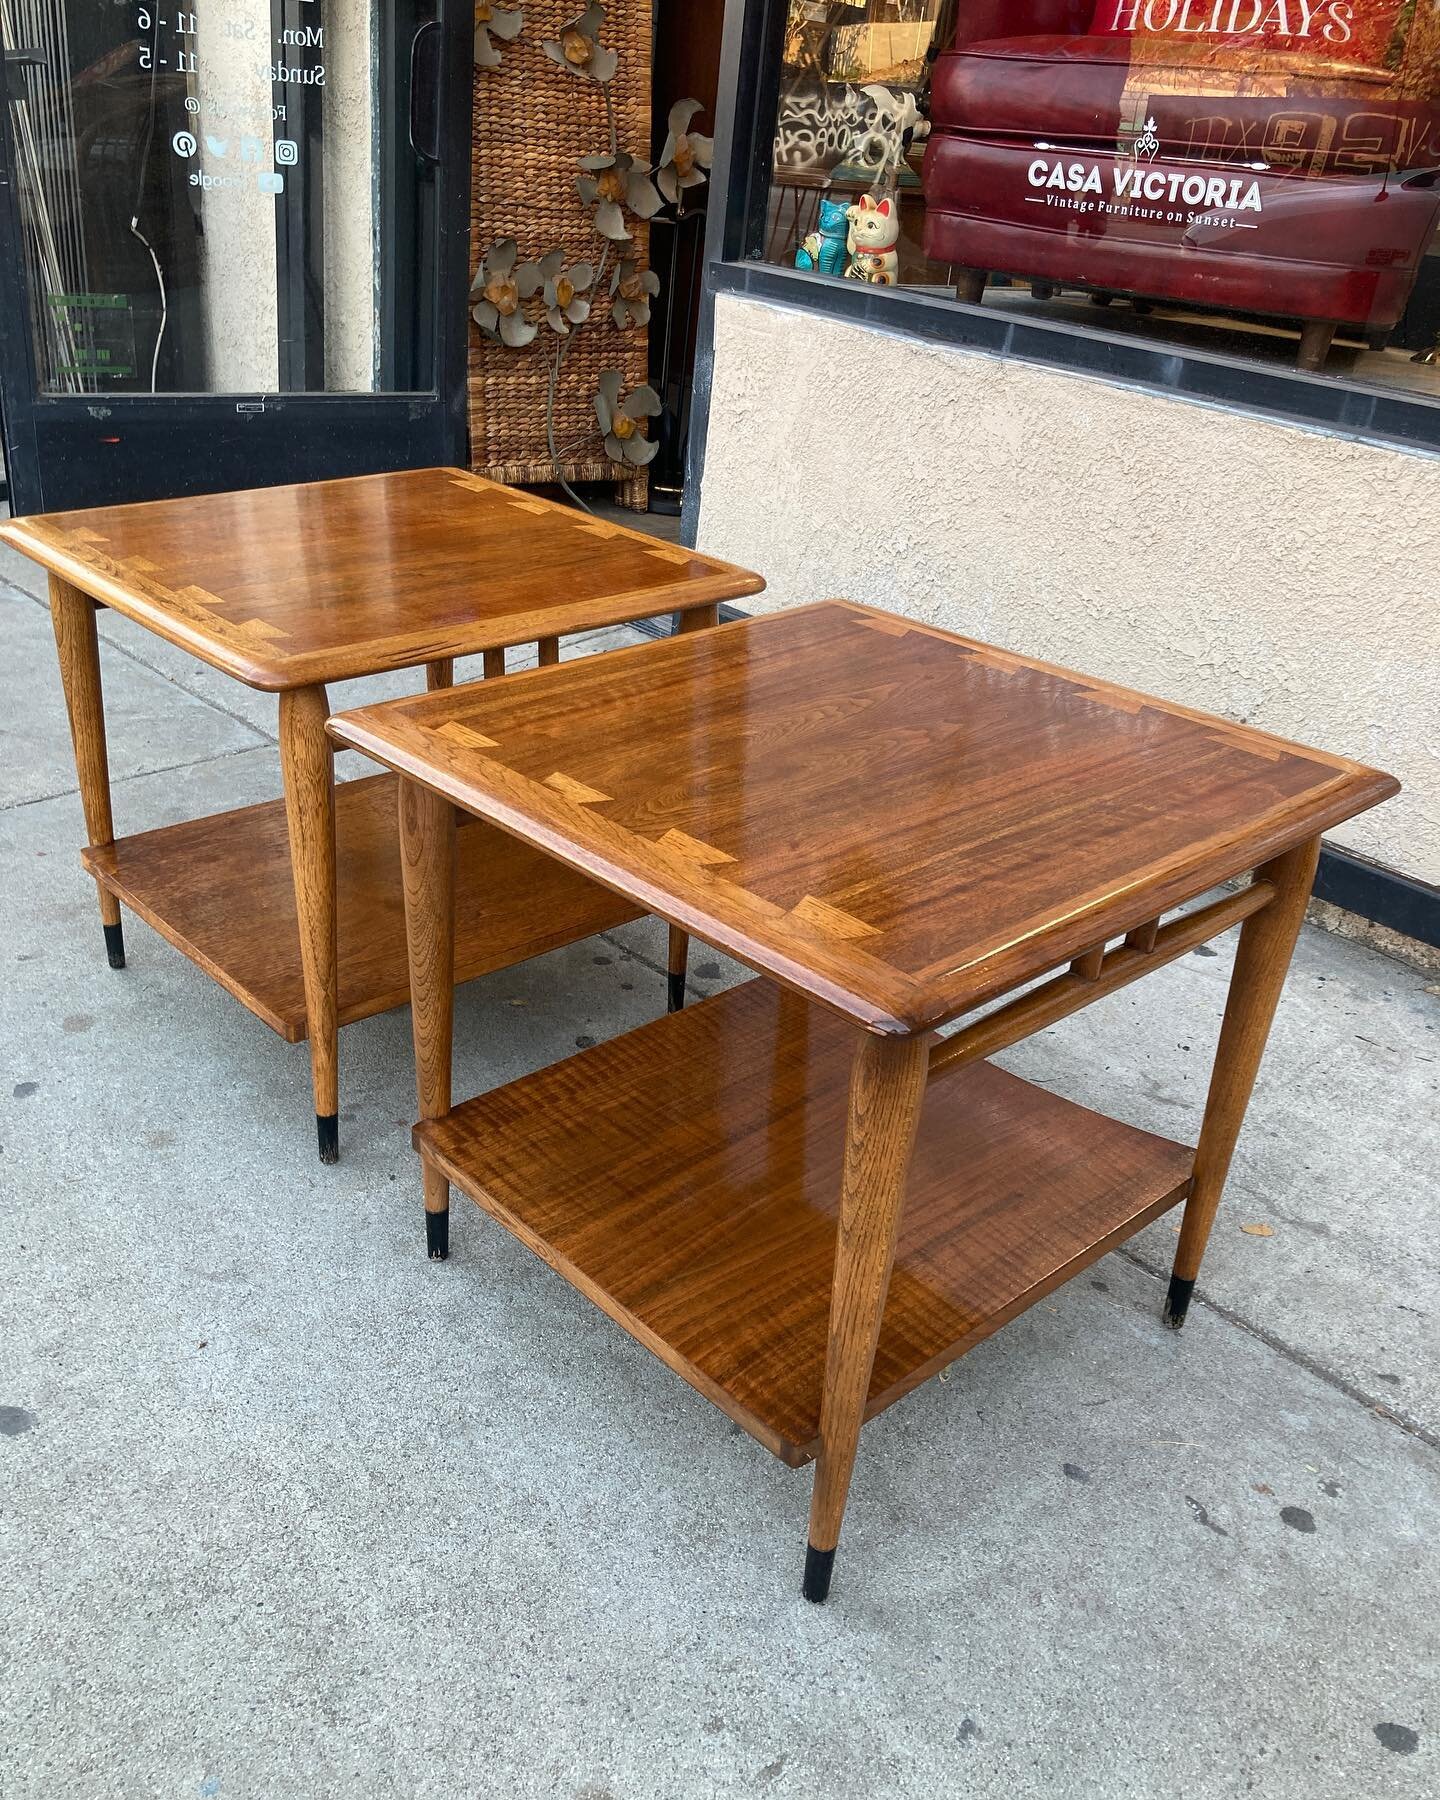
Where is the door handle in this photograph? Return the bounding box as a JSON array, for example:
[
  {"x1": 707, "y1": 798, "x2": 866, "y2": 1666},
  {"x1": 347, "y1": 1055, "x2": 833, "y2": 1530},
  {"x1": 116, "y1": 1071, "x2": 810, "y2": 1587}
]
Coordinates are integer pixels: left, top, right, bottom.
[{"x1": 409, "y1": 21, "x2": 443, "y2": 165}]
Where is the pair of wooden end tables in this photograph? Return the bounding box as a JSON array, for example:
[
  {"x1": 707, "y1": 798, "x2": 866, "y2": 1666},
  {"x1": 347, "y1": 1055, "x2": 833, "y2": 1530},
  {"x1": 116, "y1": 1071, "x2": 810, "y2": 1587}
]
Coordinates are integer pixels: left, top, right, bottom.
[{"x1": 6, "y1": 470, "x2": 1397, "y2": 1605}]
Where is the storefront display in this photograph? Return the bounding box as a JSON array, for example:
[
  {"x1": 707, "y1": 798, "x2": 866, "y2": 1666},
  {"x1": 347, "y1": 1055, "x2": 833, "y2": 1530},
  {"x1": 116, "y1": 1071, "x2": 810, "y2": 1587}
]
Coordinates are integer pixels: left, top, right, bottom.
[{"x1": 764, "y1": 1, "x2": 1440, "y2": 391}]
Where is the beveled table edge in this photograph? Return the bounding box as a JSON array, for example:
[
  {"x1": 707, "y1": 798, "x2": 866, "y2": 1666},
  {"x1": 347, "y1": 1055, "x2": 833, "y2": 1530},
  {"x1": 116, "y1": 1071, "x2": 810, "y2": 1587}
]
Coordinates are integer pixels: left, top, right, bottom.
[
  {"x1": 328, "y1": 599, "x2": 1400, "y2": 1036},
  {"x1": 0, "y1": 467, "x2": 767, "y2": 692}
]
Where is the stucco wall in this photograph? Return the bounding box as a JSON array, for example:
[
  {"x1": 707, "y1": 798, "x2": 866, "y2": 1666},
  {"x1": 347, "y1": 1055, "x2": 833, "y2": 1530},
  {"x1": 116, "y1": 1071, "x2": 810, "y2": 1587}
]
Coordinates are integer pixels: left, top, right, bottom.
[{"x1": 696, "y1": 293, "x2": 1440, "y2": 887}]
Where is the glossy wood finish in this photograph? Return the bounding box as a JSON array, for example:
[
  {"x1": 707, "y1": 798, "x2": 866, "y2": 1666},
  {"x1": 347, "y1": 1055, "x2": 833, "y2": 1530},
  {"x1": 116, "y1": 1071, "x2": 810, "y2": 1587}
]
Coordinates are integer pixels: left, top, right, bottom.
[
  {"x1": 278, "y1": 684, "x2": 340, "y2": 1153},
  {"x1": 400, "y1": 779, "x2": 456, "y2": 1261},
  {"x1": 413, "y1": 980, "x2": 1195, "y2": 1464},
  {"x1": 8, "y1": 470, "x2": 759, "y2": 1157},
  {"x1": 1166, "y1": 837, "x2": 1322, "y2": 1327},
  {"x1": 331, "y1": 600, "x2": 1398, "y2": 1037},
  {"x1": 1, "y1": 467, "x2": 765, "y2": 691},
  {"x1": 80, "y1": 774, "x2": 641, "y2": 1041},
  {"x1": 925, "y1": 883, "x2": 1274, "y2": 1084},
  {"x1": 47, "y1": 577, "x2": 123, "y2": 951},
  {"x1": 368, "y1": 598, "x2": 1397, "y2": 1599}
]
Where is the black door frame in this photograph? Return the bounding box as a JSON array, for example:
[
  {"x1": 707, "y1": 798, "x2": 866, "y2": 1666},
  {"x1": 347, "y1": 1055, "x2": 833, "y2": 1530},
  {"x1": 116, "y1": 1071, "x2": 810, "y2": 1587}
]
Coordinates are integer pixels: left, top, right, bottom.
[{"x1": 0, "y1": 0, "x2": 471, "y2": 516}]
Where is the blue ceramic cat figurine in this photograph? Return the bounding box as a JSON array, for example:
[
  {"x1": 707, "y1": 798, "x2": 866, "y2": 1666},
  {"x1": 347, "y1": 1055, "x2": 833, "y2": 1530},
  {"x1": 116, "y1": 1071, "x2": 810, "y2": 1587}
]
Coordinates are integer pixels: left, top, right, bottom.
[{"x1": 796, "y1": 195, "x2": 849, "y2": 277}]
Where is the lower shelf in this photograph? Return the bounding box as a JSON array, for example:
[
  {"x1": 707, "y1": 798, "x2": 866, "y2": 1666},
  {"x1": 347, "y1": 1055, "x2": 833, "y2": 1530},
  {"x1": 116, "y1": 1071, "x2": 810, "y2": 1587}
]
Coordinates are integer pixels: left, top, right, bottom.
[
  {"x1": 83, "y1": 773, "x2": 640, "y2": 1041},
  {"x1": 416, "y1": 980, "x2": 1195, "y2": 1466}
]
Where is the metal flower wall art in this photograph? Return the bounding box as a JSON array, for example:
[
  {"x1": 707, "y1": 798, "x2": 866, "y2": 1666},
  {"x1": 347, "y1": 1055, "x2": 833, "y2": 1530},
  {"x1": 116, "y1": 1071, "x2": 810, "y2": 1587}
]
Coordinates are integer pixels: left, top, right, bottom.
[
  {"x1": 466, "y1": 5, "x2": 713, "y2": 501},
  {"x1": 576, "y1": 151, "x2": 663, "y2": 242},
  {"x1": 655, "y1": 100, "x2": 714, "y2": 210},
  {"x1": 473, "y1": 1, "x2": 524, "y2": 70},
  {"x1": 542, "y1": 3, "x2": 617, "y2": 83},
  {"x1": 471, "y1": 238, "x2": 542, "y2": 347},
  {"x1": 610, "y1": 259, "x2": 659, "y2": 330},
  {"x1": 540, "y1": 251, "x2": 595, "y2": 335},
  {"x1": 594, "y1": 370, "x2": 660, "y2": 468}
]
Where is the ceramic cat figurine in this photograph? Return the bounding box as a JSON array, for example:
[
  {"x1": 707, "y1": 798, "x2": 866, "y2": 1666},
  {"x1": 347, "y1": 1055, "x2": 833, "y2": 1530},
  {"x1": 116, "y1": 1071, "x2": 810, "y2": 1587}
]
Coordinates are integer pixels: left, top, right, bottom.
[
  {"x1": 796, "y1": 196, "x2": 850, "y2": 277},
  {"x1": 844, "y1": 192, "x2": 900, "y2": 285}
]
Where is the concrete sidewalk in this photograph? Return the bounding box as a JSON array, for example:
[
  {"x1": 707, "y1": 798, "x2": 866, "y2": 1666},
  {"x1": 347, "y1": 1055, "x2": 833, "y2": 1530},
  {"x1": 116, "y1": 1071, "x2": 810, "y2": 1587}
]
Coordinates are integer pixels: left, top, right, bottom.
[{"x1": 1, "y1": 546, "x2": 1436, "y2": 1800}]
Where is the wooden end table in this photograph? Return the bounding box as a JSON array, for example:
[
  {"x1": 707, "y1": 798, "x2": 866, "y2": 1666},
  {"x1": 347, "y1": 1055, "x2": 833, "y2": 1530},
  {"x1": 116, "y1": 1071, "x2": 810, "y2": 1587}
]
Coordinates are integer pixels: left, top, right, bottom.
[
  {"x1": 1, "y1": 467, "x2": 763, "y2": 1163},
  {"x1": 328, "y1": 600, "x2": 1396, "y2": 1601}
]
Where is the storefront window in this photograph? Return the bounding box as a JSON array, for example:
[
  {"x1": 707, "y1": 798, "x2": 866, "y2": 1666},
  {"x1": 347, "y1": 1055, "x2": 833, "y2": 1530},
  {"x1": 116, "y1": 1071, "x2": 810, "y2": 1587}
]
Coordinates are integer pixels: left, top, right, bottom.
[
  {"x1": 0, "y1": 0, "x2": 428, "y2": 396},
  {"x1": 765, "y1": 1, "x2": 1440, "y2": 396}
]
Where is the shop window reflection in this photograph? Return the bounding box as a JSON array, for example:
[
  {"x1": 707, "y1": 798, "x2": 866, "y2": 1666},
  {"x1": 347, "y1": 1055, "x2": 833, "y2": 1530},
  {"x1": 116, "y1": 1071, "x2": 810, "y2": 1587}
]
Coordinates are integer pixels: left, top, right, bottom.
[{"x1": 765, "y1": 1, "x2": 1440, "y2": 396}]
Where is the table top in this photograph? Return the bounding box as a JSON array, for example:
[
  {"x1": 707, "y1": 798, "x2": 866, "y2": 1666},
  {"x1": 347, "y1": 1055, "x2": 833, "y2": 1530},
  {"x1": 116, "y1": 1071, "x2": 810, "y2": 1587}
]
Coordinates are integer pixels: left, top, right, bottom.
[
  {"x1": 328, "y1": 600, "x2": 1398, "y2": 1035},
  {"x1": 0, "y1": 467, "x2": 764, "y2": 692}
]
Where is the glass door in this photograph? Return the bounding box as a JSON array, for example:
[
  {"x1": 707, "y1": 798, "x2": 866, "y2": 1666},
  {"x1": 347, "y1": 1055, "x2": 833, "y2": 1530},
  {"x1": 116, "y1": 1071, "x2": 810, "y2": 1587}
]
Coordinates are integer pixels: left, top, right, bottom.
[{"x1": 0, "y1": 0, "x2": 468, "y2": 513}]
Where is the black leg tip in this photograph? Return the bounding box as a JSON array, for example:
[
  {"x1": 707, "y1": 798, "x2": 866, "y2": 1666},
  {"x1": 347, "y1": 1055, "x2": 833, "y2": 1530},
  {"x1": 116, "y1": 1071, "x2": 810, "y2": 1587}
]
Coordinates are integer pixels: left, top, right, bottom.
[
  {"x1": 667, "y1": 971, "x2": 687, "y2": 1014},
  {"x1": 426, "y1": 1210, "x2": 450, "y2": 1262},
  {"x1": 802, "y1": 1543, "x2": 835, "y2": 1604},
  {"x1": 316, "y1": 1113, "x2": 339, "y2": 1165},
  {"x1": 1163, "y1": 1274, "x2": 1195, "y2": 1331},
  {"x1": 103, "y1": 921, "x2": 126, "y2": 970}
]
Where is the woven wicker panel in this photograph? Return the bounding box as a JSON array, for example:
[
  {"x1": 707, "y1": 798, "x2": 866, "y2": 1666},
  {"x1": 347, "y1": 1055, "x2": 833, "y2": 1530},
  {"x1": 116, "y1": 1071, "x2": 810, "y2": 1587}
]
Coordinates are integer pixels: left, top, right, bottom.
[{"x1": 468, "y1": 4, "x2": 652, "y2": 502}]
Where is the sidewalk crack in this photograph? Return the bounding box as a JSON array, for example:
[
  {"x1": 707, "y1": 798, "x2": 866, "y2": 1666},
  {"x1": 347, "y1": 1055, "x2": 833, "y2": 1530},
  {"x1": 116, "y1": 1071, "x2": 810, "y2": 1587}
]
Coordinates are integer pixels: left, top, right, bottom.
[{"x1": 1119, "y1": 1246, "x2": 1439, "y2": 1455}]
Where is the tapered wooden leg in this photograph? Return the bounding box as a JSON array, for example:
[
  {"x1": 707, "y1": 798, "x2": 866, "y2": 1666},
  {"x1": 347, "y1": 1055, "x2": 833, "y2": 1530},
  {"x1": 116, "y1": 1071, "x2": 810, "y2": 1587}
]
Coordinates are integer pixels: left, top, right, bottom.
[
  {"x1": 48, "y1": 577, "x2": 125, "y2": 968},
  {"x1": 1165, "y1": 838, "x2": 1321, "y2": 1328},
  {"x1": 666, "y1": 922, "x2": 689, "y2": 1013},
  {"x1": 537, "y1": 636, "x2": 560, "y2": 667},
  {"x1": 278, "y1": 685, "x2": 339, "y2": 1164},
  {"x1": 484, "y1": 647, "x2": 505, "y2": 680},
  {"x1": 426, "y1": 658, "x2": 454, "y2": 691},
  {"x1": 805, "y1": 1031, "x2": 930, "y2": 1602},
  {"x1": 1297, "y1": 320, "x2": 1336, "y2": 372},
  {"x1": 399, "y1": 777, "x2": 456, "y2": 1260},
  {"x1": 662, "y1": 609, "x2": 718, "y2": 983}
]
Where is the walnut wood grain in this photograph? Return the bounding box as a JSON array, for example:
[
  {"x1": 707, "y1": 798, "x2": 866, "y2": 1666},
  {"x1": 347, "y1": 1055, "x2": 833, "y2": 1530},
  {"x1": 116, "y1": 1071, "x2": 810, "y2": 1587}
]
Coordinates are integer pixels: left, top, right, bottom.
[
  {"x1": 330, "y1": 601, "x2": 1398, "y2": 1038},
  {"x1": 400, "y1": 778, "x2": 456, "y2": 1250},
  {"x1": 1170, "y1": 837, "x2": 1322, "y2": 1303},
  {"x1": 13, "y1": 469, "x2": 763, "y2": 1162},
  {"x1": 48, "y1": 576, "x2": 121, "y2": 935},
  {"x1": 1, "y1": 467, "x2": 765, "y2": 691},
  {"x1": 79, "y1": 773, "x2": 640, "y2": 1041},
  {"x1": 413, "y1": 981, "x2": 1195, "y2": 1465},
  {"x1": 925, "y1": 884, "x2": 1274, "y2": 1084},
  {"x1": 278, "y1": 685, "x2": 339, "y2": 1144}
]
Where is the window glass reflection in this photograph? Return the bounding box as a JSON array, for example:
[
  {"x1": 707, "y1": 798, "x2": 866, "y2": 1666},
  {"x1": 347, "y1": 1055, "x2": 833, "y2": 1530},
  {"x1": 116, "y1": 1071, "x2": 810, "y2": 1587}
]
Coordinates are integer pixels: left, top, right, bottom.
[{"x1": 766, "y1": 2, "x2": 1440, "y2": 393}]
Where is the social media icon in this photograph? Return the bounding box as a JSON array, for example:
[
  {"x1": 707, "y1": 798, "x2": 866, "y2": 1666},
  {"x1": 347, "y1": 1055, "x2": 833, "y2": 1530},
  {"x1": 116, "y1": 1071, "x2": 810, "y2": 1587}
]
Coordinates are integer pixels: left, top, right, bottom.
[
  {"x1": 274, "y1": 139, "x2": 298, "y2": 166},
  {"x1": 257, "y1": 171, "x2": 285, "y2": 195},
  {"x1": 171, "y1": 130, "x2": 197, "y2": 158},
  {"x1": 240, "y1": 136, "x2": 262, "y2": 163},
  {"x1": 205, "y1": 135, "x2": 230, "y2": 158}
]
